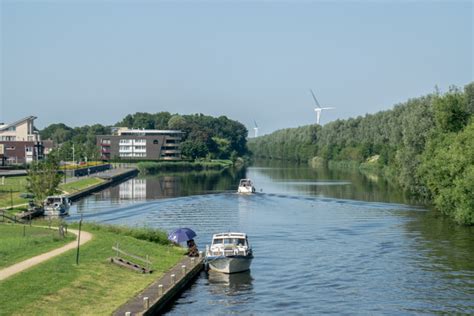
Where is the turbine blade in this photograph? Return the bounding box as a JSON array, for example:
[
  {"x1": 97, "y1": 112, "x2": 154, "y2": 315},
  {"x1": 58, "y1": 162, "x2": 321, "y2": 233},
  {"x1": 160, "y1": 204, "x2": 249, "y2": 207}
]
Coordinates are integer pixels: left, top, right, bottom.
[
  {"x1": 310, "y1": 89, "x2": 321, "y2": 108},
  {"x1": 320, "y1": 107, "x2": 335, "y2": 110}
]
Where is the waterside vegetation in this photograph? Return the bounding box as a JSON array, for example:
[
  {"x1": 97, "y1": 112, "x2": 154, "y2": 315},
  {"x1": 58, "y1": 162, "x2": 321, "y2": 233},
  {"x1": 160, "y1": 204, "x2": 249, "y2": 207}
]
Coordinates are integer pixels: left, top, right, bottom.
[
  {"x1": 137, "y1": 160, "x2": 234, "y2": 175},
  {"x1": 248, "y1": 82, "x2": 474, "y2": 225}
]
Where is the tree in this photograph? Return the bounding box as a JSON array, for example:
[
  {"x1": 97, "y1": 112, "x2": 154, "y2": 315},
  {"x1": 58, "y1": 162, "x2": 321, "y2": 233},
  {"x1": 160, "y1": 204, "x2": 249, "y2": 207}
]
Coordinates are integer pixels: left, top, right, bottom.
[
  {"x1": 26, "y1": 158, "x2": 62, "y2": 205},
  {"x1": 433, "y1": 88, "x2": 469, "y2": 133}
]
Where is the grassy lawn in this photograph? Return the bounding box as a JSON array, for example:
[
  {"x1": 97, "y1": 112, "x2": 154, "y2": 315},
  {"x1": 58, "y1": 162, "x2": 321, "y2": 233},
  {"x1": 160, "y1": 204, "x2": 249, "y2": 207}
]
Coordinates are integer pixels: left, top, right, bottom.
[
  {"x1": 0, "y1": 222, "x2": 186, "y2": 315},
  {"x1": 0, "y1": 176, "x2": 29, "y2": 208},
  {"x1": 0, "y1": 223, "x2": 75, "y2": 268},
  {"x1": 59, "y1": 177, "x2": 105, "y2": 194}
]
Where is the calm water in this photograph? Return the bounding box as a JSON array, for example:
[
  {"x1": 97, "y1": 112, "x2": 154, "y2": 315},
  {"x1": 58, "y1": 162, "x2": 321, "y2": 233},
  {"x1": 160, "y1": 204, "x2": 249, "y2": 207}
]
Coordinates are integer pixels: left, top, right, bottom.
[{"x1": 69, "y1": 162, "x2": 474, "y2": 314}]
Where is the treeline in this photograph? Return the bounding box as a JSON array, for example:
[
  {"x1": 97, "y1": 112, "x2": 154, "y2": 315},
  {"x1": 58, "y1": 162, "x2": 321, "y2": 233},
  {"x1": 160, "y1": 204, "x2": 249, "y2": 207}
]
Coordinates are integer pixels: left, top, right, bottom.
[
  {"x1": 40, "y1": 112, "x2": 248, "y2": 161},
  {"x1": 248, "y1": 83, "x2": 474, "y2": 225}
]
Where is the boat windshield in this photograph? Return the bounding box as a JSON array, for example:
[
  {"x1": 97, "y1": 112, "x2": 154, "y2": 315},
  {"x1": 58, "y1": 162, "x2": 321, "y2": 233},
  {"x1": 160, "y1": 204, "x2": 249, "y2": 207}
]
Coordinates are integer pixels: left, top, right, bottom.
[
  {"x1": 239, "y1": 180, "x2": 251, "y2": 186},
  {"x1": 213, "y1": 237, "x2": 246, "y2": 246}
]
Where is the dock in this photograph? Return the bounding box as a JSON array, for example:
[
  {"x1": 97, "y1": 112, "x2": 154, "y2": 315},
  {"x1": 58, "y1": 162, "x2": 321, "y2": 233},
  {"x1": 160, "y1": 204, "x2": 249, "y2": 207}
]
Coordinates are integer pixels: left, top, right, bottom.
[
  {"x1": 67, "y1": 167, "x2": 138, "y2": 202},
  {"x1": 113, "y1": 255, "x2": 204, "y2": 316}
]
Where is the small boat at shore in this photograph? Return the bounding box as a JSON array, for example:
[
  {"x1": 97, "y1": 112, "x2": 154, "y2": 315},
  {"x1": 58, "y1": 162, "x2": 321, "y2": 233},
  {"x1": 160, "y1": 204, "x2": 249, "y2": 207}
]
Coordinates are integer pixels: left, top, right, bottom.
[
  {"x1": 43, "y1": 195, "x2": 71, "y2": 216},
  {"x1": 205, "y1": 232, "x2": 253, "y2": 274},
  {"x1": 237, "y1": 179, "x2": 256, "y2": 194}
]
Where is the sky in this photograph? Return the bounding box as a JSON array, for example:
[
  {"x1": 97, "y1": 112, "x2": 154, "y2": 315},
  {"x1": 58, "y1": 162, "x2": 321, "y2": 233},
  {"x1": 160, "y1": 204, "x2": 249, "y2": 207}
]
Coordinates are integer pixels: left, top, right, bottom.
[{"x1": 1, "y1": 0, "x2": 472, "y2": 135}]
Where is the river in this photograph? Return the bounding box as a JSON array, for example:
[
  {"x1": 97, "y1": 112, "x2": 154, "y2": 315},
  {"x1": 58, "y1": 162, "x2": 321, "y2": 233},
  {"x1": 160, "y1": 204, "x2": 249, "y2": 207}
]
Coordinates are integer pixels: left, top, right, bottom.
[{"x1": 68, "y1": 161, "x2": 474, "y2": 314}]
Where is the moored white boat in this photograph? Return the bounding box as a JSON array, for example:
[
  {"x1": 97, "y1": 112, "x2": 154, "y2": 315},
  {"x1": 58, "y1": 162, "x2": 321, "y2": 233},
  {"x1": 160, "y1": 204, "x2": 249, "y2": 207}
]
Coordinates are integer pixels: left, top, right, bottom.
[
  {"x1": 43, "y1": 195, "x2": 71, "y2": 216},
  {"x1": 237, "y1": 179, "x2": 255, "y2": 194},
  {"x1": 205, "y1": 232, "x2": 253, "y2": 274}
]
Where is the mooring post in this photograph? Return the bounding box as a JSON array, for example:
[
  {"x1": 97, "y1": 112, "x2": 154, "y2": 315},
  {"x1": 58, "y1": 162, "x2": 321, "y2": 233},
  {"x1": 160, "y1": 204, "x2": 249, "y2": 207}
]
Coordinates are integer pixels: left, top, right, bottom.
[
  {"x1": 171, "y1": 274, "x2": 176, "y2": 284},
  {"x1": 143, "y1": 297, "x2": 149, "y2": 309},
  {"x1": 191, "y1": 257, "x2": 195, "y2": 265},
  {"x1": 125, "y1": 312, "x2": 131, "y2": 316},
  {"x1": 182, "y1": 265, "x2": 186, "y2": 275},
  {"x1": 158, "y1": 284, "x2": 163, "y2": 296}
]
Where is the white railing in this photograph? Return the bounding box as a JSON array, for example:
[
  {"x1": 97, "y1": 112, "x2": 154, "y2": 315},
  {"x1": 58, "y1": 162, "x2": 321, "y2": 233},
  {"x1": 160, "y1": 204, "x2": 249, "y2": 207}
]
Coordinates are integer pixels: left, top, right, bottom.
[{"x1": 206, "y1": 245, "x2": 248, "y2": 257}]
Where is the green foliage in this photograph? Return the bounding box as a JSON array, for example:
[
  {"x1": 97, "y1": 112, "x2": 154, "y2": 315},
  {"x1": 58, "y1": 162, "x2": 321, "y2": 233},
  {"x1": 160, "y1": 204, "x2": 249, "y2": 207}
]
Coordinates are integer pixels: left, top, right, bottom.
[
  {"x1": 433, "y1": 87, "x2": 469, "y2": 133},
  {"x1": 419, "y1": 121, "x2": 474, "y2": 225},
  {"x1": 137, "y1": 160, "x2": 232, "y2": 175},
  {"x1": 26, "y1": 159, "x2": 62, "y2": 204},
  {"x1": 249, "y1": 82, "x2": 474, "y2": 225},
  {"x1": 180, "y1": 140, "x2": 209, "y2": 159},
  {"x1": 41, "y1": 112, "x2": 248, "y2": 162}
]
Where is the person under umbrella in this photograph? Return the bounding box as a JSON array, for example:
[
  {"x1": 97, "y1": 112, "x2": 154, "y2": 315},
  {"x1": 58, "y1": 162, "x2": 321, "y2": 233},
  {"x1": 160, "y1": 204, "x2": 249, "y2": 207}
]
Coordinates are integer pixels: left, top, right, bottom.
[{"x1": 168, "y1": 228, "x2": 199, "y2": 256}]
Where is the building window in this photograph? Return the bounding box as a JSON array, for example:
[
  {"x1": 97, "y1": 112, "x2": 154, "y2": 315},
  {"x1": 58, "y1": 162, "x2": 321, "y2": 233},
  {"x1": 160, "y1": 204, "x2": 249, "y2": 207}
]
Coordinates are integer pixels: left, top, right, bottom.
[
  {"x1": 1, "y1": 136, "x2": 16, "y2": 141},
  {"x1": 134, "y1": 139, "x2": 146, "y2": 144},
  {"x1": 153, "y1": 140, "x2": 159, "y2": 144},
  {"x1": 25, "y1": 147, "x2": 33, "y2": 152},
  {"x1": 7, "y1": 126, "x2": 16, "y2": 131},
  {"x1": 6, "y1": 146, "x2": 15, "y2": 150},
  {"x1": 119, "y1": 139, "x2": 132, "y2": 144}
]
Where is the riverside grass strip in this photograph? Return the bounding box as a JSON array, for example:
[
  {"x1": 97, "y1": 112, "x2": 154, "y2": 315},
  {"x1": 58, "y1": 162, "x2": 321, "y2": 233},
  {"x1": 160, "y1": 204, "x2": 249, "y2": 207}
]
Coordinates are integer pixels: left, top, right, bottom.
[
  {"x1": 137, "y1": 160, "x2": 233, "y2": 175},
  {"x1": 0, "y1": 223, "x2": 185, "y2": 316},
  {"x1": 59, "y1": 177, "x2": 105, "y2": 194}
]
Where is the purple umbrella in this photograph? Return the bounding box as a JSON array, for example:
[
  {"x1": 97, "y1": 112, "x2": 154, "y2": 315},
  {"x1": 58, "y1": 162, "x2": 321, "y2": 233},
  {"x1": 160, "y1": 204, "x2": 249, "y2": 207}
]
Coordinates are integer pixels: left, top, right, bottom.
[{"x1": 168, "y1": 228, "x2": 197, "y2": 243}]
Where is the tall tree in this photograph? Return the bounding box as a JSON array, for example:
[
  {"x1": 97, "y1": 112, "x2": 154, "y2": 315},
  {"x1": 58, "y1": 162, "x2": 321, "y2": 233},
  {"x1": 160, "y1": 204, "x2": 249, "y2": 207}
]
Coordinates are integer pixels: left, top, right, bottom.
[{"x1": 26, "y1": 158, "x2": 62, "y2": 205}]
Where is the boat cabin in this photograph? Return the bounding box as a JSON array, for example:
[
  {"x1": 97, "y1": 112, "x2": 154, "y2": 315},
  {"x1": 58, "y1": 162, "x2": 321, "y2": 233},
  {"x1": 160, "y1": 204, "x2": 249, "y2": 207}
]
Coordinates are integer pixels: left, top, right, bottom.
[
  {"x1": 238, "y1": 179, "x2": 253, "y2": 188},
  {"x1": 44, "y1": 195, "x2": 70, "y2": 206}
]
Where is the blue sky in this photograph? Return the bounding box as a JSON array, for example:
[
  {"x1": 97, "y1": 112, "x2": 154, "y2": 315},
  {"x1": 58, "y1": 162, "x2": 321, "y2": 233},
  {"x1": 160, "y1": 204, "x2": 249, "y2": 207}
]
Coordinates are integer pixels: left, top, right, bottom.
[{"x1": 1, "y1": 1, "x2": 472, "y2": 134}]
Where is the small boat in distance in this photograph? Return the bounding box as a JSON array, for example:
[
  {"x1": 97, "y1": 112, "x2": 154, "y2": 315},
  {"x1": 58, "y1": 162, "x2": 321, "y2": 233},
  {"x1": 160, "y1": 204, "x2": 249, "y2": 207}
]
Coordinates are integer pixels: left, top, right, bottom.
[
  {"x1": 237, "y1": 179, "x2": 256, "y2": 194},
  {"x1": 205, "y1": 232, "x2": 253, "y2": 274},
  {"x1": 43, "y1": 195, "x2": 71, "y2": 216}
]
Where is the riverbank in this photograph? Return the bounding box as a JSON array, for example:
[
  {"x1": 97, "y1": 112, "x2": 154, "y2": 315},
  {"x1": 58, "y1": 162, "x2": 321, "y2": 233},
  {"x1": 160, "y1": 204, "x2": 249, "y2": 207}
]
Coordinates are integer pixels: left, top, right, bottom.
[
  {"x1": 0, "y1": 222, "x2": 186, "y2": 315},
  {"x1": 137, "y1": 160, "x2": 233, "y2": 175},
  {"x1": 0, "y1": 167, "x2": 138, "y2": 217}
]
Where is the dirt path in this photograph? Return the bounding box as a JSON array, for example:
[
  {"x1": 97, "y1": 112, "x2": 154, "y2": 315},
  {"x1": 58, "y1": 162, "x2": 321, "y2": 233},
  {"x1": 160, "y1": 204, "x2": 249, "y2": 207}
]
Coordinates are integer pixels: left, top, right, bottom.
[{"x1": 0, "y1": 228, "x2": 93, "y2": 281}]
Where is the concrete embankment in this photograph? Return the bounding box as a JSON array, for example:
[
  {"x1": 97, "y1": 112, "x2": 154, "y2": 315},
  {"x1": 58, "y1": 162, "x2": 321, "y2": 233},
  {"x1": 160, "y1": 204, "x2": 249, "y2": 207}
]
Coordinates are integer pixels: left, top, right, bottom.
[
  {"x1": 113, "y1": 255, "x2": 204, "y2": 316},
  {"x1": 67, "y1": 167, "x2": 138, "y2": 202}
]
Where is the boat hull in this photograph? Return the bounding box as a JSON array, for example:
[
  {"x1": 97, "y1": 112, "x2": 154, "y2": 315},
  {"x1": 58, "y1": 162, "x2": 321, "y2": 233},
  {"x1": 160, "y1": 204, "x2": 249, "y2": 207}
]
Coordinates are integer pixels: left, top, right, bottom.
[
  {"x1": 238, "y1": 186, "x2": 255, "y2": 194},
  {"x1": 43, "y1": 206, "x2": 69, "y2": 216},
  {"x1": 207, "y1": 255, "x2": 253, "y2": 274}
]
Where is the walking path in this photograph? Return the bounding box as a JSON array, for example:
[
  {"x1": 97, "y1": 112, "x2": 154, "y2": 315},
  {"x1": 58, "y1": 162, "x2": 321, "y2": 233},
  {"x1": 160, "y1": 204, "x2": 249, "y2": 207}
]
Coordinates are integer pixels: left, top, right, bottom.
[{"x1": 0, "y1": 228, "x2": 93, "y2": 281}]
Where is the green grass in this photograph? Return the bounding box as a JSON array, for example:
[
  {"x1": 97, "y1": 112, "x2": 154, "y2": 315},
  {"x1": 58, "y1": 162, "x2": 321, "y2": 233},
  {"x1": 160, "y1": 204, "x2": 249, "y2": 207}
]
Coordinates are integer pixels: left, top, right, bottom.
[
  {"x1": 138, "y1": 160, "x2": 233, "y2": 175},
  {"x1": 0, "y1": 222, "x2": 186, "y2": 315},
  {"x1": 59, "y1": 177, "x2": 105, "y2": 194},
  {"x1": 0, "y1": 223, "x2": 75, "y2": 268},
  {"x1": 0, "y1": 176, "x2": 29, "y2": 208}
]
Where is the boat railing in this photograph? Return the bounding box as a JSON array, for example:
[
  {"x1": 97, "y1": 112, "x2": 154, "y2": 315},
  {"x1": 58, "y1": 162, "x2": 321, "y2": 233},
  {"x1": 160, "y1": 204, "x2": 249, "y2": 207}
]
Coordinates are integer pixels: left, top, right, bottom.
[{"x1": 206, "y1": 245, "x2": 247, "y2": 257}]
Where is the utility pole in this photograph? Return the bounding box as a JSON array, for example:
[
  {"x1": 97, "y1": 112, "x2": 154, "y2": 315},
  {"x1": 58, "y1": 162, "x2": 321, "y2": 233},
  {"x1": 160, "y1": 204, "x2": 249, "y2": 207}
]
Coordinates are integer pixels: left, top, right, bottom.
[{"x1": 76, "y1": 213, "x2": 83, "y2": 265}]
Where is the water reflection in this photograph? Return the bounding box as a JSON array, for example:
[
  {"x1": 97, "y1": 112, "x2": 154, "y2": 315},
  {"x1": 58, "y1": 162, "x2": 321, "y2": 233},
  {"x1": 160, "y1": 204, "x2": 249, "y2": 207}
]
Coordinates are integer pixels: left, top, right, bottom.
[
  {"x1": 250, "y1": 159, "x2": 421, "y2": 205},
  {"x1": 207, "y1": 270, "x2": 254, "y2": 296}
]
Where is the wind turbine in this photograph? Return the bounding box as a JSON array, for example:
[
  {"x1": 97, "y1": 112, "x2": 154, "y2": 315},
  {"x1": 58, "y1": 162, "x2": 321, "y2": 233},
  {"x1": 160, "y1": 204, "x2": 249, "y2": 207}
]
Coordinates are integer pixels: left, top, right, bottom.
[
  {"x1": 253, "y1": 121, "x2": 259, "y2": 138},
  {"x1": 310, "y1": 89, "x2": 335, "y2": 125}
]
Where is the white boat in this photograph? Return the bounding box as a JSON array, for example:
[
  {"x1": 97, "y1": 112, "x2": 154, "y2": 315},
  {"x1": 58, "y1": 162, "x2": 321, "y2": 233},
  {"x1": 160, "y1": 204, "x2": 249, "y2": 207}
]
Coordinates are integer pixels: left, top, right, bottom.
[
  {"x1": 237, "y1": 179, "x2": 256, "y2": 194},
  {"x1": 205, "y1": 232, "x2": 253, "y2": 274},
  {"x1": 43, "y1": 195, "x2": 71, "y2": 216}
]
